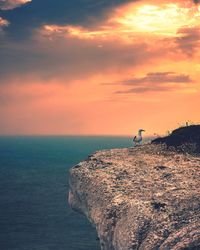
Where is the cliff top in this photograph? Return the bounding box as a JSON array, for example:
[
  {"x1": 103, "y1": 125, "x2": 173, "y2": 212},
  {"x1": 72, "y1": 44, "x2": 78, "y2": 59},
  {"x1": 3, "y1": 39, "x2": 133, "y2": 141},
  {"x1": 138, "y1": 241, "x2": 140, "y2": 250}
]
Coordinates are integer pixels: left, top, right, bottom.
[
  {"x1": 69, "y1": 143, "x2": 200, "y2": 250},
  {"x1": 152, "y1": 125, "x2": 200, "y2": 155}
]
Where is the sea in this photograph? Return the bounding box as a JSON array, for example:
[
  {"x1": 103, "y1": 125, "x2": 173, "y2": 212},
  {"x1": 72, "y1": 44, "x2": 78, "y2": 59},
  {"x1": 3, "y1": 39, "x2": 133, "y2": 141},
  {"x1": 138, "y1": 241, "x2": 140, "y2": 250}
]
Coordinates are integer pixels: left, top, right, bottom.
[{"x1": 0, "y1": 136, "x2": 135, "y2": 250}]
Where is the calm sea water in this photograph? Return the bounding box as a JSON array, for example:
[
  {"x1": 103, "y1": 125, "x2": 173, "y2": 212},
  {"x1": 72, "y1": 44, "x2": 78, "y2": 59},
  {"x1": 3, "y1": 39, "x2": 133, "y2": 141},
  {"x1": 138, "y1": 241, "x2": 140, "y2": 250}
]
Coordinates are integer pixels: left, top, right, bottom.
[{"x1": 0, "y1": 136, "x2": 133, "y2": 250}]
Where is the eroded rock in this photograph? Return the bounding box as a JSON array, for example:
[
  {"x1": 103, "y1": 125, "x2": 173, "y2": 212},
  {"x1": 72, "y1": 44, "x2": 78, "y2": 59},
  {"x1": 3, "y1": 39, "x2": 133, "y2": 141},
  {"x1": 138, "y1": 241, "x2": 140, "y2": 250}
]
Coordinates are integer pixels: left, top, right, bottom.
[{"x1": 68, "y1": 144, "x2": 200, "y2": 250}]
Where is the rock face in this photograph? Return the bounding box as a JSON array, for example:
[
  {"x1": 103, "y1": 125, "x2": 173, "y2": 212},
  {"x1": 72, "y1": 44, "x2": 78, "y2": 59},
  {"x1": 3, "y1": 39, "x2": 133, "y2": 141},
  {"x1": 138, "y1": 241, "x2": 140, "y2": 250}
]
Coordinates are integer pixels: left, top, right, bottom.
[{"x1": 68, "y1": 144, "x2": 200, "y2": 250}]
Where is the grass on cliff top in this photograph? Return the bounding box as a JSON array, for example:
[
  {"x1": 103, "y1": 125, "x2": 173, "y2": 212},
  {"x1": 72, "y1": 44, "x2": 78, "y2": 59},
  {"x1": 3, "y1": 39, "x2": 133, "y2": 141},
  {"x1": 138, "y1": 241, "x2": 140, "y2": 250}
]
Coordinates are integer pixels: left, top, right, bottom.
[{"x1": 151, "y1": 124, "x2": 200, "y2": 155}]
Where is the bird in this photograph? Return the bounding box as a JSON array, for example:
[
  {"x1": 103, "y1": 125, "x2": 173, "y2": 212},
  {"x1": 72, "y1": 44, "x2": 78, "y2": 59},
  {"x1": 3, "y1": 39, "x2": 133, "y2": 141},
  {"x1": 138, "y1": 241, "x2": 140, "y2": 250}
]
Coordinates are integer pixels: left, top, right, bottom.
[{"x1": 133, "y1": 129, "x2": 145, "y2": 146}]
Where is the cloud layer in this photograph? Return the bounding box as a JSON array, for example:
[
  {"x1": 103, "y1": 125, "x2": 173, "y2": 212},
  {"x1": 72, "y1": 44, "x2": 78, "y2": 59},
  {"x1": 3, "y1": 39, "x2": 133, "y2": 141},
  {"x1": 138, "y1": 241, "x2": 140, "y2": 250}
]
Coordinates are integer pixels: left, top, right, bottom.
[
  {"x1": 176, "y1": 27, "x2": 200, "y2": 56},
  {"x1": 0, "y1": 0, "x2": 199, "y2": 135},
  {"x1": 39, "y1": 0, "x2": 200, "y2": 41},
  {"x1": 0, "y1": 16, "x2": 9, "y2": 33},
  {"x1": 0, "y1": 16, "x2": 9, "y2": 26},
  {"x1": 0, "y1": 0, "x2": 31, "y2": 10},
  {"x1": 118, "y1": 72, "x2": 192, "y2": 85},
  {"x1": 113, "y1": 72, "x2": 193, "y2": 94},
  {"x1": 1, "y1": 0, "x2": 199, "y2": 82}
]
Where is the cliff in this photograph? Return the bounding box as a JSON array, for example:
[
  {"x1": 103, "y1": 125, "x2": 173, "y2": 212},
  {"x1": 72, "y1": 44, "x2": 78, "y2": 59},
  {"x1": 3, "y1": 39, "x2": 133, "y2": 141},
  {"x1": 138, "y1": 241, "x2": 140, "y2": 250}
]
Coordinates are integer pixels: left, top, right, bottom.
[
  {"x1": 152, "y1": 125, "x2": 200, "y2": 155},
  {"x1": 68, "y1": 143, "x2": 200, "y2": 250}
]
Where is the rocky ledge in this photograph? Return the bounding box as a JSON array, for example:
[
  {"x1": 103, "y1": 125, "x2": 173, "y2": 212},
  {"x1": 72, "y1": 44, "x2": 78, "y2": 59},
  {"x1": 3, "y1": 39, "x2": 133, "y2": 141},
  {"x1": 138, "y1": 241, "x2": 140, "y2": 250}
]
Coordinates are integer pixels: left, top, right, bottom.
[
  {"x1": 68, "y1": 143, "x2": 200, "y2": 250},
  {"x1": 152, "y1": 125, "x2": 200, "y2": 155}
]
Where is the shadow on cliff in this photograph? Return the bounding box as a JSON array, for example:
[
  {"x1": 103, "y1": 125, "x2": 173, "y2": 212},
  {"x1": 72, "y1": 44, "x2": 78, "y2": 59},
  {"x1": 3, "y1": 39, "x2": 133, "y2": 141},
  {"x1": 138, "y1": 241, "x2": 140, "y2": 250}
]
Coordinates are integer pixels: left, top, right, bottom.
[{"x1": 152, "y1": 125, "x2": 200, "y2": 155}]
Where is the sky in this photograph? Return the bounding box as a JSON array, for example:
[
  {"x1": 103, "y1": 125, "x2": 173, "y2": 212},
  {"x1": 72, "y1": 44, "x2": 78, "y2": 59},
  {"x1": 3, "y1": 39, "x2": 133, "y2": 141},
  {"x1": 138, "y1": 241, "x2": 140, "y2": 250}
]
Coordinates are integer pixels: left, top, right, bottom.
[{"x1": 0, "y1": 0, "x2": 200, "y2": 136}]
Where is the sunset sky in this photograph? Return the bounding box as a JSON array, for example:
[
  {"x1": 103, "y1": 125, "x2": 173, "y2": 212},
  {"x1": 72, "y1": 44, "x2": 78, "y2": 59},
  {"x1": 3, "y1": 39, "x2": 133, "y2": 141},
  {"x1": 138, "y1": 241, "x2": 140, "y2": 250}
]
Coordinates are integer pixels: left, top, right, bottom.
[{"x1": 0, "y1": 0, "x2": 200, "y2": 136}]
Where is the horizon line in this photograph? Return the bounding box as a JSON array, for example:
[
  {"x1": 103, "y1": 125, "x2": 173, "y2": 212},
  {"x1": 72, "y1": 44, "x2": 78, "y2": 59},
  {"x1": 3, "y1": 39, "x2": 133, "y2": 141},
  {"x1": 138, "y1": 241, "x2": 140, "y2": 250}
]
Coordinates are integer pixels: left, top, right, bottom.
[{"x1": 0, "y1": 134, "x2": 156, "y2": 137}]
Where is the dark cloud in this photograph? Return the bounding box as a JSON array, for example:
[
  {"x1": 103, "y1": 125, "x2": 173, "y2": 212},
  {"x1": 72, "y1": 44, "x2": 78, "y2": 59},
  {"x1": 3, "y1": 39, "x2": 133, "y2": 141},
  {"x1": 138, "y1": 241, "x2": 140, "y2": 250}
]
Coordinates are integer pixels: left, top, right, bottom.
[
  {"x1": 193, "y1": 0, "x2": 200, "y2": 4},
  {"x1": 176, "y1": 27, "x2": 200, "y2": 56},
  {"x1": 0, "y1": 0, "x2": 134, "y2": 39},
  {"x1": 106, "y1": 72, "x2": 192, "y2": 85},
  {"x1": 0, "y1": 0, "x2": 198, "y2": 39},
  {"x1": 112, "y1": 72, "x2": 193, "y2": 94},
  {"x1": 0, "y1": 34, "x2": 153, "y2": 83},
  {"x1": 115, "y1": 86, "x2": 171, "y2": 94},
  {"x1": 120, "y1": 72, "x2": 192, "y2": 85},
  {"x1": 0, "y1": 0, "x2": 144, "y2": 82}
]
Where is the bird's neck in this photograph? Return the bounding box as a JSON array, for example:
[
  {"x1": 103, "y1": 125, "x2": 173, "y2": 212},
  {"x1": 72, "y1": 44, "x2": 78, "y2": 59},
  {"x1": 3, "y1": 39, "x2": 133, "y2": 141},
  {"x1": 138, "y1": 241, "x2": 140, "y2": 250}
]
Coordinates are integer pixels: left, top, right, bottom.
[{"x1": 138, "y1": 131, "x2": 143, "y2": 137}]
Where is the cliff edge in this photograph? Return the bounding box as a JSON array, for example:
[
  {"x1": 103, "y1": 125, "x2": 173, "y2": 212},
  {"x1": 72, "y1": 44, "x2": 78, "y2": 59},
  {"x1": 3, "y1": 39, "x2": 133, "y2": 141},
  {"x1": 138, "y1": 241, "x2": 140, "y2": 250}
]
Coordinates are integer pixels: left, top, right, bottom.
[{"x1": 68, "y1": 127, "x2": 200, "y2": 250}]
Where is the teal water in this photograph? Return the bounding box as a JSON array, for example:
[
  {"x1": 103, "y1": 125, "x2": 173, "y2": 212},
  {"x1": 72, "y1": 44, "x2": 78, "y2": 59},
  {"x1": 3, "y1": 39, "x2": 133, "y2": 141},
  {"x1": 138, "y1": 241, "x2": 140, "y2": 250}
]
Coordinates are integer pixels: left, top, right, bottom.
[{"x1": 0, "y1": 136, "x2": 133, "y2": 250}]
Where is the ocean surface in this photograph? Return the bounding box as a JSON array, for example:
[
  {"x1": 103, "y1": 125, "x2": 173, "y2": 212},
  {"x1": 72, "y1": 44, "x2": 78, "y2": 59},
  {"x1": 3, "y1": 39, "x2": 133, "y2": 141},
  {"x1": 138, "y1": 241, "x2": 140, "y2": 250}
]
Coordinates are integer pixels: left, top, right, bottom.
[{"x1": 0, "y1": 136, "x2": 134, "y2": 250}]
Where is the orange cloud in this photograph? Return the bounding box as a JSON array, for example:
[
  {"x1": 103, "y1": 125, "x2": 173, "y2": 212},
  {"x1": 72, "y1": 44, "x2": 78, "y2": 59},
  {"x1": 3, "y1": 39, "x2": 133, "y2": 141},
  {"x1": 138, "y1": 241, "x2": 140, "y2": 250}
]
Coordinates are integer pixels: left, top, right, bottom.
[
  {"x1": 0, "y1": 0, "x2": 31, "y2": 10},
  {"x1": 176, "y1": 26, "x2": 200, "y2": 56},
  {"x1": 31, "y1": 0, "x2": 200, "y2": 90},
  {"x1": 38, "y1": 0, "x2": 200, "y2": 64},
  {"x1": 105, "y1": 72, "x2": 195, "y2": 94},
  {"x1": 0, "y1": 17, "x2": 9, "y2": 27},
  {"x1": 0, "y1": 17, "x2": 9, "y2": 34},
  {"x1": 41, "y1": 0, "x2": 200, "y2": 42}
]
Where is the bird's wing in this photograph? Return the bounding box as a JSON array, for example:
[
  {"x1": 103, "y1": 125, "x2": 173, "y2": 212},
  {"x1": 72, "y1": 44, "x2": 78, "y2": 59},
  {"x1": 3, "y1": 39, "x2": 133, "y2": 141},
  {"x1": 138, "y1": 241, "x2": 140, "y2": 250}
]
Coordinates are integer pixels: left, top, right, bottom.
[{"x1": 133, "y1": 136, "x2": 137, "y2": 141}]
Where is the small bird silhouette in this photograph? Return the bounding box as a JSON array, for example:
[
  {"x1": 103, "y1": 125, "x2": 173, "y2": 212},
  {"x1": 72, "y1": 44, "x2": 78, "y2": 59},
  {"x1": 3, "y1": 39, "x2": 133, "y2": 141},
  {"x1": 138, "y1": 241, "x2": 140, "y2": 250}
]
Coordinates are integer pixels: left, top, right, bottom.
[{"x1": 133, "y1": 129, "x2": 145, "y2": 146}]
